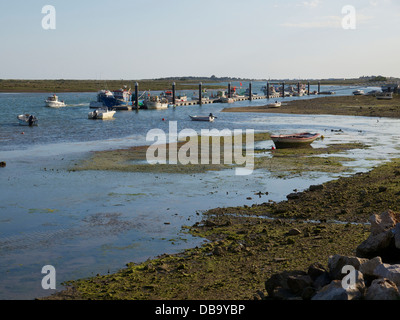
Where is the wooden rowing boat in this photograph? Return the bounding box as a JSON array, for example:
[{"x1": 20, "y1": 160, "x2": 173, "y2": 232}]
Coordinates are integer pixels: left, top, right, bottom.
[{"x1": 270, "y1": 132, "x2": 321, "y2": 148}]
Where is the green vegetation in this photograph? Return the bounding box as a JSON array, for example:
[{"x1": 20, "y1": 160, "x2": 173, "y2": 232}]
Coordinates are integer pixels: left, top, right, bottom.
[
  {"x1": 0, "y1": 79, "x2": 224, "y2": 93},
  {"x1": 71, "y1": 132, "x2": 365, "y2": 175}
]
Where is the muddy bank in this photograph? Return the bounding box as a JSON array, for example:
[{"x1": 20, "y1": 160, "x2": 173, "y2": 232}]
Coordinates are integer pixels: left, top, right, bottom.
[
  {"x1": 43, "y1": 159, "x2": 400, "y2": 300},
  {"x1": 71, "y1": 132, "x2": 366, "y2": 176},
  {"x1": 222, "y1": 95, "x2": 400, "y2": 118}
]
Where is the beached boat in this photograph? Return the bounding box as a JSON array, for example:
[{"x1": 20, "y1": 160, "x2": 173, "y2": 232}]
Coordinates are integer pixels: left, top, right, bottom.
[
  {"x1": 144, "y1": 95, "x2": 168, "y2": 110},
  {"x1": 88, "y1": 108, "x2": 116, "y2": 120},
  {"x1": 353, "y1": 90, "x2": 365, "y2": 96},
  {"x1": 376, "y1": 92, "x2": 393, "y2": 100},
  {"x1": 45, "y1": 94, "x2": 66, "y2": 107},
  {"x1": 267, "y1": 101, "x2": 282, "y2": 108},
  {"x1": 189, "y1": 114, "x2": 216, "y2": 122},
  {"x1": 18, "y1": 114, "x2": 38, "y2": 126},
  {"x1": 270, "y1": 132, "x2": 321, "y2": 148},
  {"x1": 366, "y1": 90, "x2": 380, "y2": 96}
]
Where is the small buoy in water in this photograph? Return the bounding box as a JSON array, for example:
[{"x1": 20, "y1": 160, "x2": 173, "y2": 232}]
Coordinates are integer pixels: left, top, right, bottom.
[
  {"x1": 321, "y1": 135, "x2": 325, "y2": 140},
  {"x1": 271, "y1": 146, "x2": 276, "y2": 150},
  {"x1": 21, "y1": 132, "x2": 24, "y2": 135},
  {"x1": 162, "y1": 118, "x2": 165, "y2": 121}
]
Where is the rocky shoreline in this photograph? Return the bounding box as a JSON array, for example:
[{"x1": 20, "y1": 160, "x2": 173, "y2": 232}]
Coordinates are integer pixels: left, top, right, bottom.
[{"x1": 265, "y1": 210, "x2": 400, "y2": 300}]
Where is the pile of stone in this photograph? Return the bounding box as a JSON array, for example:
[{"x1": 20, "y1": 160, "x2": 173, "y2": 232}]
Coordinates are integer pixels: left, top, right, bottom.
[{"x1": 264, "y1": 210, "x2": 400, "y2": 300}]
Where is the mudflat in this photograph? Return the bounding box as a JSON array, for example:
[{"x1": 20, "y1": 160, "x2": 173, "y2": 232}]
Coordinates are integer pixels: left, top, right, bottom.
[{"x1": 222, "y1": 95, "x2": 400, "y2": 118}]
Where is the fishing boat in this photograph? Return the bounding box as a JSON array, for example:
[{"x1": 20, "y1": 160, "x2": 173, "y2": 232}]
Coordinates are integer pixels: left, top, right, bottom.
[
  {"x1": 270, "y1": 132, "x2": 321, "y2": 148},
  {"x1": 144, "y1": 95, "x2": 168, "y2": 110},
  {"x1": 18, "y1": 114, "x2": 38, "y2": 126},
  {"x1": 189, "y1": 114, "x2": 216, "y2": 122},
  {"x1": 89, "y1": 87, "x2": 132, "y2": 110},
  {"x1": 267, "y1": 101, "x2": 281, "y2": 108},
  {"x1": 88, "y1": 108, "x2": 116, "y2": 120},
  {"x1": 45, "y1": 94, "x2": 66, "y2": 107},
  {"x1": 376, "y1": 92, "x2": 393, "y2": 100}
]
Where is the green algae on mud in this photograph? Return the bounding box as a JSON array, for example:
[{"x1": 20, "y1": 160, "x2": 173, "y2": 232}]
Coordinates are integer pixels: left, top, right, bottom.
[
  {"x1": 70, "y1": 131, "x2": 367, "y2": 175},
  {"x1": 44, "y1": 159, "x2": 400, "y2": 300},
  {"x1": 45, "y1": 216, "x2": 369, "y2": 300}
]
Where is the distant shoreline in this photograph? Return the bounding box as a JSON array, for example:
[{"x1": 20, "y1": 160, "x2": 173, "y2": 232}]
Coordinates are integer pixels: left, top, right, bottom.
[
  {"x1": 0, "y1": 79, "x2": 390, "y2": 93},
  {"x1": 222, "y1": 95, "x2": 400, "y2": 119}
]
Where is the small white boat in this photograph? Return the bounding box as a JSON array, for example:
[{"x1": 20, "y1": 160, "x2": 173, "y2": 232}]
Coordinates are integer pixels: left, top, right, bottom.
[
  {"x1": 45, "y1": 94, "x2": 66, "y2": 107},
  {"x1": 189, "y1": 114, "x2": 216, "y2": 122},
  {"x1": 144, "y1": 96, "x2": 169, "y2": 110},
  {"x1": 353, "y1": 90, "x2": 365, "y2": 96},
  {"x1": 376, "y1": 92, "x2": 393, "y2": 100},
  {"x1": 220, "y1": 96, "x2": 234, "y2": 103},
  {"x1": 88, "y1": 108, "x2": 116, "y2": 120},
  {"x1": 267, "y1": 101, "x2": 282, "y2": 108},
  {"x1": 18, "y1": 114, "x2": 38, "y2": 126}
]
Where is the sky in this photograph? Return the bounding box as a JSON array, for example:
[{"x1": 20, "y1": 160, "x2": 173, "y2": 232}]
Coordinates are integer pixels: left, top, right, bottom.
[{"x1": 0, "y1": 0, "x2": 399, "y2": 80}]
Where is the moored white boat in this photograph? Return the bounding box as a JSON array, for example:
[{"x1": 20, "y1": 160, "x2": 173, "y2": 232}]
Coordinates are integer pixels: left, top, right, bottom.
[
  {"x1": 18, "y1": 114, "x2": 38, "y2": 126},
  {"x1": 45, "y1": 94, "x2": 66, "y2": 107},
  {"x1": 189, "y1": 114, "x2": 216, "y2": 122},
  {"x1": 88, "y1": 108, "x2": 116, "y2": 120},
  {"x1": 144, "y1": 96, "x2": 168, "y2": 110}
]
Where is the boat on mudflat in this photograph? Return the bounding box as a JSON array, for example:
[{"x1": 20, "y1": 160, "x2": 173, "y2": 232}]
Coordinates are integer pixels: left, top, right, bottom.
[
  {"x1": 376, "y1": 92, "x2": 393, "y2": 100},
  {"x1": 271, "y1": 132, "x2": 321, "y2": 148},
  {"x1": 267, "y1": 101, "x2": 281, "y2": 108}
]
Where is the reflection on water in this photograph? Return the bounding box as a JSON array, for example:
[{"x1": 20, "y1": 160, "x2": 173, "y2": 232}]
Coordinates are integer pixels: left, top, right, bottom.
[{"x1": 1, "y1": 87, "x2": 399, "y2": 299}]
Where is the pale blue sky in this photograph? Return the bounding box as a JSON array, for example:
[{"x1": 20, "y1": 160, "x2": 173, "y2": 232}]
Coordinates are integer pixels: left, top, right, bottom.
[{"x1": 0, "y1": 0, "x2": 399, "y2": 79}]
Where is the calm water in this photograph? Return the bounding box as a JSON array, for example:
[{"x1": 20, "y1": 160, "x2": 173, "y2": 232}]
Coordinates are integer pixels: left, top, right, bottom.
[{"x1": 1, "y1": 83, "x2": 399, "y2": 299}]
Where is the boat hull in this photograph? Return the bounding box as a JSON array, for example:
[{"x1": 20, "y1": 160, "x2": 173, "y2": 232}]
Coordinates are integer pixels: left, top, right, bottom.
[
  {"x1": 189, "y1": 116, "x2": 215, "y2": 122},
  {"x1": 18, "y1": 114, "x2": 38, "y2": 126},
  {"x1": 45, "y1": 101, "x2": 66, "y2": 108},
  {"x1": 145, "y1": 102, "x2": 168, "y2": 110},
  {"x1": 271, "y1": 133, "x2": 321, "y2": 148},
  {"x1": 88, "y1": 109, "x2": 116, "y2": 120}
]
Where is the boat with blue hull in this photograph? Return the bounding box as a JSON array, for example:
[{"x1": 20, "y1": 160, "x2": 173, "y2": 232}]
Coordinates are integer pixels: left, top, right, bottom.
[{"x1": 90, "y1": 87, "x2": 133, "y2": 110}]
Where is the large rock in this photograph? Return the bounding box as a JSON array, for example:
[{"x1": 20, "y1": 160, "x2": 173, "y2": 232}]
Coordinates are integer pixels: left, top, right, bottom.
[
  {"x1": 370, "y1": 210, "x2": 400, "y2": 235},
  {"x1": 394, "y1": 224, "x2": 400, "y2": 250},
  {"x1": 328, "y1": 254, "x2": 367, "y2": 280},
  {"x1": 359, "y1": 256, "x2": 383, "y2": 277},
  {"x1": 265, "y1": 270, "x2": 307, "y2": 299},
  {"x1": 374, "y1": 263, "x2": 400, "y2": 286},
  {"x1": 312, "y1": 272, "x2": 365, "y2": 301},
  {"x1": 365, "y1": 278, "x2": 400, "y2": 300},
  {"x1": 356, "y1": 210, "x2": 400, "y2": 260}
]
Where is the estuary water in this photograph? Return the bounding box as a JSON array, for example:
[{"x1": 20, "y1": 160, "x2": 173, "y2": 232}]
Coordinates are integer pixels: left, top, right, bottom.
[{"x1": 1, "y1": 83, "x2": 400, "y2": 299}]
